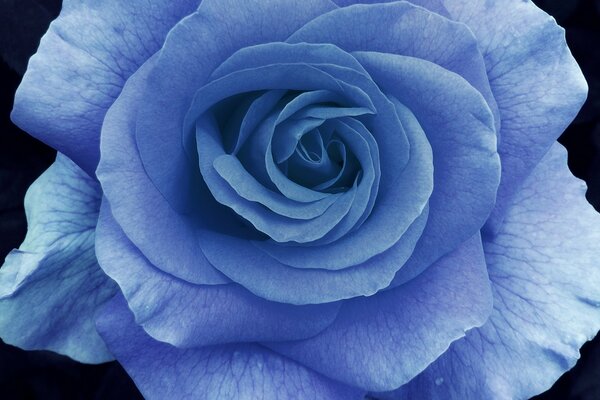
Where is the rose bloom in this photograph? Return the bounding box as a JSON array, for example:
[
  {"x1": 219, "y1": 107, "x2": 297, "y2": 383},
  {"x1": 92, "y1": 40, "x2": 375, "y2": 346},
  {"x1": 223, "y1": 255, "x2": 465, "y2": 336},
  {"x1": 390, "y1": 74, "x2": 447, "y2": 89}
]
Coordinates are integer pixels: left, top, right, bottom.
[{"x1": 1, "y1": 0, "x2": 599, "y2": 399}]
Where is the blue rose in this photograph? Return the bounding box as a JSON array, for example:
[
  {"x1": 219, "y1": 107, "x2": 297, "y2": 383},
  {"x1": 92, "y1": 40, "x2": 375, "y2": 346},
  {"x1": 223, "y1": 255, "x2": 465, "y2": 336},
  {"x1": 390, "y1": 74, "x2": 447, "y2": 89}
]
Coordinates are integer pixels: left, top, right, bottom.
[{"x1": 1, "y1": 0, "x2": 599, "y2": 399}]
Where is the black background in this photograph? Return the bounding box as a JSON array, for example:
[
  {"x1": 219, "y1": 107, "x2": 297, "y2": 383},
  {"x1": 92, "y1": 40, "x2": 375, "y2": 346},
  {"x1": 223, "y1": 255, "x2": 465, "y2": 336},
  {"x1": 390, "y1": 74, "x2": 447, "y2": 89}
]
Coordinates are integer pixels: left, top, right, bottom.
[{"x1": 0, "y1": 1, "x2": 599, "y2": 399}]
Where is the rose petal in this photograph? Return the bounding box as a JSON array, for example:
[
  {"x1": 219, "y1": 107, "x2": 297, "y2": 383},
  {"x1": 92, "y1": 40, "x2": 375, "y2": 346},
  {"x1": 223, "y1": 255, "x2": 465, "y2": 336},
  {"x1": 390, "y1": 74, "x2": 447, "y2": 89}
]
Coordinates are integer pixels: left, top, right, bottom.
[
  {"x1": 199, "y1": 206, "x2": 428, "y2": 304},
  {"x1": 382, "y1": 144, "x2": 600, "y2": 399},
  {"x1": 354, "y1": 52, "x2": 499, "y2": 285},
  {"x1": 269, "y1": 233, "x2": 493, "y2": 391},
  {"x1": 209, "y1": 43, "x2": 430, "y2": 268},
  {"x1": 95, "y1": 294, "x2": 365, "y2": 400},
  {"x1": 255, "y1": 100, "x2": 431, "y2": 270},
  {"x1": 333, "y1": 0, "x2": 450, "y2": 18},
  {"x1": 97, "y1": 56, "x2": 230, "y2": 285},
  {"x1": 135, "y1": 0, "x2": 338, "y2": 212},
  {"x1": 95, "y1": 201, "x2": 342, "y2": 347},
  {"x1": 11, "y1": 0, "x2": 200, "y2": 175},
  {"x1": 0, "y1": 154, "x2": 117, "y2": 363},
  {"x1": 197, "y1": 111, "x2": 357, "y2": 243},
  {"x1": 440, "y1": 0, "x2": 588, "y2": 232},
  {"x1": 288, "y1": 1, "x2": 500, "y2": 133}
]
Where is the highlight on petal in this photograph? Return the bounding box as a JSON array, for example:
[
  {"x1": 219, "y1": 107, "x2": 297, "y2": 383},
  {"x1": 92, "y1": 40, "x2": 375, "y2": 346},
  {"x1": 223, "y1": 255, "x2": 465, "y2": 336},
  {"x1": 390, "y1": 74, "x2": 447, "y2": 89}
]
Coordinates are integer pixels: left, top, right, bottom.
[
  {"x1": 0, "y1": 154, "x2": 117, "y2": 363},
  {"x1": 269, "y1": 233, "x2": 492, "y2": 391},
  {"x1": 96, "y1": 294, "x2": 365, "y2": 400},
  {"x1": 382, "y1": 144, "x2": 600, "y2": 400},
  {"x1": 11, "y1": 0, "x2": 201, "y2": 175},
  {"x1": 439, "y1": 0, "x2": 588, "y2": 232},
  {"x1": 96, "y1": 201, "x2": 342, "y2": 348}
]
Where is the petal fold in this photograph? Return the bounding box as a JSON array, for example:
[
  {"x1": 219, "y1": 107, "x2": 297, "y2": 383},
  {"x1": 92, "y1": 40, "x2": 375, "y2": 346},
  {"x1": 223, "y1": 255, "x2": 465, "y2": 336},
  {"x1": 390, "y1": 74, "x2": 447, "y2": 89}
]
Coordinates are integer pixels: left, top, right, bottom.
[
  {"x1": 11, "y1": 0, "x2": 200, "y2": 175},
  {"x1": 353, "y1": 52, "x2": 499, "y2": 285},
  {"x1": 383, "y1": 144, "x2": 600, "y2": 400},
  {"x1": 96, "y1": 294, "x2": 365, "y2": 400},
  {"x1": 440, "y1": 0, "x2": 588, "y2": 232},
  {"x1": 96, "y1": 201, "x2": 342, "y2": 348},
  {"x1": 0, "y1": 154, "x2": 117, "y2": 363},
  {"x1": 269, "y1": 233, "x2": 493, "y2": 391}
]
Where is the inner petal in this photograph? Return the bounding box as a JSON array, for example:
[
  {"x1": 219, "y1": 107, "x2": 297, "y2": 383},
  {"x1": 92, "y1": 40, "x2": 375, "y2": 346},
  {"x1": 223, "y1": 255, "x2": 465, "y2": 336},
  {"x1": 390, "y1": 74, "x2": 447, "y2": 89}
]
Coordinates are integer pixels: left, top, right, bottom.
[{"x1": 285, "y1": 129, "x2": 343, "y2": 188}]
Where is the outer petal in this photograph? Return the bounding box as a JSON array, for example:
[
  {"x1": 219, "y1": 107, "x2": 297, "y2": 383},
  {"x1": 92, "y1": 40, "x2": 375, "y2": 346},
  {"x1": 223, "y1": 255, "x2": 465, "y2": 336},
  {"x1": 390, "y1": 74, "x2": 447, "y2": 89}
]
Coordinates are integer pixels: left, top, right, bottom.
[
  {"x1": 11, "y1": 0, "x2": 201, "y2": 175},
  {"x1": 96, "y1": 294, "x2": 365, "y2": 400},
  {"x1": 383, "y1": 144, "x2": 600, "y2": 399},
  {"x1": 269, "y1": 233, "x2": 493, "y2": 391},
  {"x1": 0, "y1": 154, "x2": 117, "y2": 363},
  {"x1": 439, "y1": 0, "x2": 588, "y2": 232},
  {"x1": 95, "y1": 201, "x2": 342, "y2": 348}
]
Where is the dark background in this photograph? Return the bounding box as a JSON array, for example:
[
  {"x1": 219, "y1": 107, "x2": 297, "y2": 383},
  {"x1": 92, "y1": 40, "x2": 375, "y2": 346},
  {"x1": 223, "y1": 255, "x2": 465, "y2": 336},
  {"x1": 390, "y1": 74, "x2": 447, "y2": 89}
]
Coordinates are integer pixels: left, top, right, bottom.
[{"x1": 0, "y1": 0, "x2": 599, "y2": 399}]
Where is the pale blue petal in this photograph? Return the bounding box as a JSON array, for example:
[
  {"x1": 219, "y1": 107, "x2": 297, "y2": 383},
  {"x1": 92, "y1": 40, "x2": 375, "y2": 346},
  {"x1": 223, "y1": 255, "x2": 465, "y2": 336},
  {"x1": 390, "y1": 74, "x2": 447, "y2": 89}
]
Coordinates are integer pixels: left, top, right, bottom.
[
  {"x1": 440, "y1": 0, "x2": 588, "y2": 232},
  {"x1": 95, "y1": 201, "x2": 342, "y2": 347},
  {"x1": 382, "y1": 144, "x2": 600, "y2": 400},
  {"x1": 96, "y1": 294, "x2": 365, "y2": 400},
  {"x1": 11, "y1": 0, "x2": 200, "y2": 175},
  {"x1": 0, "y1": 154, "x2": 117, "y2": 363},
  {"x1": 269, "y1": 233, "x2": 492, "y2": 391}
]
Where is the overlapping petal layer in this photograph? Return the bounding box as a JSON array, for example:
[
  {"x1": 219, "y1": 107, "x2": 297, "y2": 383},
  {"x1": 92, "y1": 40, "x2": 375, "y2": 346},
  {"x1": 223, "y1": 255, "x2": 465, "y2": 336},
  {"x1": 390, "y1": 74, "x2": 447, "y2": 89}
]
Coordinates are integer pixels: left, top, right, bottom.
[
  {"x1": 382, "y1": 144, "x2": 600, "y2": 400},
  {"x1": 269, "y1": 233, "x2": 492, "y2": 391},
  {"x1": 289, "y1": 1, "x2": 500, "y2": 133},
  {"x1": 184, "y1": 43, "x2": 433, "y2": 276},
  {"x1": 186, "y1": 43, "x2": 389, "y2": 246},
  {"x1": 97, "y1": 56, "x2": 230, "y2": 286},
  {"x1": 353, "y1": 52, "x2": 499, "y2": 285},
  {"x1": 0, "y1": 155, "x2": 117, "y2": 363},
  {"x1": 440, "y1": 0, "x2": 588, "y2": 232},
  {"x1": 5, "y1": 0, "x2": 595, "y2": 398},
  {"x1": 11, "y1": 0, "x2": 201, "y2": 175},
  {"x1": 96, "y1": 294, "x2": 365, "y2": 400},
  {"x1": 135, "y1": 0, "x2": 338, "y2": 212},
  {"x1": 97, "y1": 44, "x2": 430, "y2": 305},
  {"x1": 96, "y1": 202, "x2": 342, "y2": 348},
  {"x1": 97, "y1": 0, "x2": 499, "y2": 306}
]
